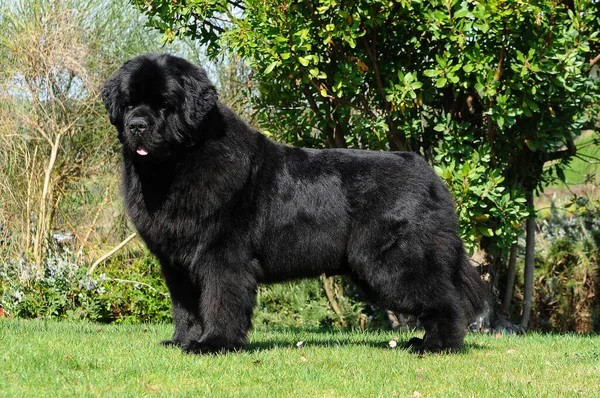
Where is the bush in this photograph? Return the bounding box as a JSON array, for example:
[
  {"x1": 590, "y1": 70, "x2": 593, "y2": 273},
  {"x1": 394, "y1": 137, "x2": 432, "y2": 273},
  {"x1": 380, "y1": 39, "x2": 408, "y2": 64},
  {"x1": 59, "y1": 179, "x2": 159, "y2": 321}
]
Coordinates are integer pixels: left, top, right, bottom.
[
  {"x1": 254, "y1": 279, "x2": 336, "y2": 329},
  {"x1": 0, "y1": 250, "x2": 171, "y2": 323},
  {"x1": 253, "y1": 276, "x2": 390, "y2": 330},
  {"x1": 527, "y1": 202, "x2": 600, "y2": 333},
  {"x1": 1, "y1": 248, "x2": 390, "y2": 329}
]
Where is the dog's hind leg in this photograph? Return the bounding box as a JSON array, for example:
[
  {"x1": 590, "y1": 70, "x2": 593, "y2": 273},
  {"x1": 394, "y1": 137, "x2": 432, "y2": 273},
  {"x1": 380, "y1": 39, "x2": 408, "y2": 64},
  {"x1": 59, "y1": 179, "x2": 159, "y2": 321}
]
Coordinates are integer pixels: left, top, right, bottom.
[
  {"x1": 349, "y1": 230, "x2": 480, "y2": 353},
  {"x1": 405, "y1": 303, "x2": 467, "y2": 353},
  {"x1": 376, "y1": 280, "x2": 469, "y2": 353}
]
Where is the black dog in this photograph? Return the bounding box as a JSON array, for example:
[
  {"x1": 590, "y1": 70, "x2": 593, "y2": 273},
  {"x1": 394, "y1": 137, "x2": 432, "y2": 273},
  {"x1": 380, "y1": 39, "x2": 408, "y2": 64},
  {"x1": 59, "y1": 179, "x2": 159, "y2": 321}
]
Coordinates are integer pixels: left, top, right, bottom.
[{"x1": 102, "y1": 53, "x2": 486, "y2": 354}]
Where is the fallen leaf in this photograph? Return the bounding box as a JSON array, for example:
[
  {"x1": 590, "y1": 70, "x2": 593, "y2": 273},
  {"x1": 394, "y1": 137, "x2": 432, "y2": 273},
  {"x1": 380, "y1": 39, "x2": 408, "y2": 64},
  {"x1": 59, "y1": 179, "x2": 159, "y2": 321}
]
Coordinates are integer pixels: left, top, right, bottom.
[
  {"x1": 296, "y1": 341, "x2": 304, "y2": 348},
  {"x1": 145, "y1": 384, "x2": 159, "y2": 392},
  {"x1": 413, "y1": 391, "x2": 423, "y2": 397},
  {"x1": 506, "y1": 349, "x2": 517, "y2": 354},
  {"x1": 495, "y1": 332, "x2": 503, "y2": 338},
  {"x1": 300, "y1": 356, "x2": 307, "y2": 363}
]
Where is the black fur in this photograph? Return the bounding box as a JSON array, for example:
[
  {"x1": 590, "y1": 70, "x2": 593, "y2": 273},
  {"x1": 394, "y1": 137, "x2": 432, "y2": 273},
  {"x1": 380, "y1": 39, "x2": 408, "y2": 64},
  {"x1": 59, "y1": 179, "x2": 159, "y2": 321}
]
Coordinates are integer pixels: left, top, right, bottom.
[{"x1": 102, "y1": 53, "x2": 486, "y2": 354}]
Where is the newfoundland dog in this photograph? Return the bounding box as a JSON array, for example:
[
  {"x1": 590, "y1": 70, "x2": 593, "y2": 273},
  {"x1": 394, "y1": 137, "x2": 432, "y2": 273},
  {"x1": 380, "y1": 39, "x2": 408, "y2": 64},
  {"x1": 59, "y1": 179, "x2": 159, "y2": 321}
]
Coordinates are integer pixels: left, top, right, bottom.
[{"x1": 102, "y1": 53, "x2": 486, "y2": 354}]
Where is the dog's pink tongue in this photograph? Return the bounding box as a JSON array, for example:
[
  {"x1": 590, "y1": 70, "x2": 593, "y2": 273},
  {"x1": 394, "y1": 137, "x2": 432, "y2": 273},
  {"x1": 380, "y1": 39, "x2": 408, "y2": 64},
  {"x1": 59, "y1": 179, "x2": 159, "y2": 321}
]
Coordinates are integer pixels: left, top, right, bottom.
[{"x1": 136, "y1": 146, "x2": 149, "y2": 156}]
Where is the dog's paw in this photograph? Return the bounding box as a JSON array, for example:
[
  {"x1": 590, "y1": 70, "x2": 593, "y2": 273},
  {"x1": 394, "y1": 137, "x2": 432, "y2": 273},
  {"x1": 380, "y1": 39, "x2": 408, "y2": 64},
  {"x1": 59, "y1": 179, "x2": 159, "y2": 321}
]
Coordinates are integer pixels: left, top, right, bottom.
[
  {"x1": 404, "y1": 336, "x2": 459, "y2": 354},
  {"x1": 159, "y1": 339, "x2": 181, "y2": 347},
  {"x1": 182, "y1": 340, "x2": 242, "y2": 355}
]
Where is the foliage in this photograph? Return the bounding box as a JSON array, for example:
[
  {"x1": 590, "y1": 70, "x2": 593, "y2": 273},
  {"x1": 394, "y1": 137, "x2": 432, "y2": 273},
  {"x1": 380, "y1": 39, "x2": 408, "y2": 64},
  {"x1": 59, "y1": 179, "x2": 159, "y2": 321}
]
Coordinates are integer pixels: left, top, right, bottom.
[
  {"x1": 0, "y1": 250, "x2": 172, "y2": 323},
  {"x1": 255, "y1": 276, "x2": 390, "y2": 330},
  {"x1": 435, "y1": 149, "x2": 528, "y2": 253},
  {"x1": 0, "y1": 0, "x2": 181, "y2": 271},
  {"x1": 135, "y1": 0, "x2": 600, "y2": 258},
  {"x1": 502, "y1": 199, "x2": 600, "y2": 333},
  {"x1": 533, "y1": 199, "x2": 600, "y2": 332},
  {"x1": 255, "y1": 280, "x2": 337, "y2": 328},
  {"x1": 3, "y1": 319, "x2": 600, "y2": 396},
  {"x1": 0, "y1": 247, "x2": 379, "y2": 328},
  {"x1": 0, "y1": 0, "x2": 107, "y2": 270}
]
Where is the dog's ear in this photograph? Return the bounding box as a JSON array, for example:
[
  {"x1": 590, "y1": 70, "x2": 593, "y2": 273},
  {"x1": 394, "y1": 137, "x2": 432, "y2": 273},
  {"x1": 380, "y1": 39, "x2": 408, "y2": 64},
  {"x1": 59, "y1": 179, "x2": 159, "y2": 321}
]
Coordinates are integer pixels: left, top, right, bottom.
[
  {"x1": 182, "y1": 67, "x2": 218, "y2": 129},
  {"x1": 101, "y1": 74, "x2": 122, "y2": 126}
]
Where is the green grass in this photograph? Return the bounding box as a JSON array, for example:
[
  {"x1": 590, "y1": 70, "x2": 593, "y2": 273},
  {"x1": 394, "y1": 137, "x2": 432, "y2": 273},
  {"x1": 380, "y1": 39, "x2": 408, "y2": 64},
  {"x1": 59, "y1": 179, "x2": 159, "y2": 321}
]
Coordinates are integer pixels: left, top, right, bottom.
[
  {"x1": 563, "y1": 132, "x2": 600, "y2": 186},
  {"x1": 1, "y1": 319, "x2": 599, "y2": 397}
]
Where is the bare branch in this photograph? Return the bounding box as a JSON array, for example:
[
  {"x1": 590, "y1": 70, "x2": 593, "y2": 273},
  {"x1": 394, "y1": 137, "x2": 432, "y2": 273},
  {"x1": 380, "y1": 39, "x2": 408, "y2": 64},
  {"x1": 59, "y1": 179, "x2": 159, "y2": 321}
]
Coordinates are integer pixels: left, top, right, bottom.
[{"x1": 88, "y1": 233, "x2": 138, "y2": 275}]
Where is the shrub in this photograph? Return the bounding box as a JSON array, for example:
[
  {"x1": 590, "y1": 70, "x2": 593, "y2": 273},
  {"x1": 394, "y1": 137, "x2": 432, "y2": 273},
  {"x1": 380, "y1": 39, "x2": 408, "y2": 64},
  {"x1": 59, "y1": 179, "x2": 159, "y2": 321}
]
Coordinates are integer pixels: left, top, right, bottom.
[
  {"x1": 529, "y1": 202, "x2": 600, "y2": 333},
  {"x1": 1, "y1": 248, "x2": 389, "y2": 329},
  {"x1": 0, "y1": 250, "x2": 171, "y2": 323}
]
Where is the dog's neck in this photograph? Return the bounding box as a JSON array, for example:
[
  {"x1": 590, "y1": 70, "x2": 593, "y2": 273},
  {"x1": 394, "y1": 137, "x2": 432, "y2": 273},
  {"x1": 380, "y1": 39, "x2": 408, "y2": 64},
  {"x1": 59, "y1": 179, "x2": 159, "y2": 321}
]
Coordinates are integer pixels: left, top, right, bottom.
[{"x1": 186, "y1": 103, "x2": 224, "y2": 149}]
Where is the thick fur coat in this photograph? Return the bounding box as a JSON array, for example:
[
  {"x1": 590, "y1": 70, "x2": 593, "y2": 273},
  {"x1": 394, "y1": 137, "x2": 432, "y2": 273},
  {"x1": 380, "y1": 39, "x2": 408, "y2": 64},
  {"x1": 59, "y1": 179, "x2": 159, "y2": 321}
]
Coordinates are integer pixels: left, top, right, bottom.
[{"x1": 102, "y1": 53, "x2": 486, "y2": 354}]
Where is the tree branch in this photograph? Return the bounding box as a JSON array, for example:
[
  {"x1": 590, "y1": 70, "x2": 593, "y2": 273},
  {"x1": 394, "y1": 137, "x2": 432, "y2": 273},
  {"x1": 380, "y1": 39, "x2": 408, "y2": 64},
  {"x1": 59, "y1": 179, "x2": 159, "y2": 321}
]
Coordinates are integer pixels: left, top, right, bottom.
[
  {"x1": 227, "y1": 0, "x2": 245, "y2": 11},
  {"x1": 544, "y1": 139, "x2": 576, "y2": 162},
  {"x1": 88, "y1": 233, "x2": 138, "y2": 274}
]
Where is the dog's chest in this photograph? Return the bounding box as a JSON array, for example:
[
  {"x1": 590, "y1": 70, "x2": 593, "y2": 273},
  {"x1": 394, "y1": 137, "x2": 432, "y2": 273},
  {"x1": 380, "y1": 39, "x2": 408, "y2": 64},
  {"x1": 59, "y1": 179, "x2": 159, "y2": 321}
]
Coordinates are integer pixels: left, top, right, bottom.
[{"x1": 123, "y1": 164, "x2": 236, "y2": 255}]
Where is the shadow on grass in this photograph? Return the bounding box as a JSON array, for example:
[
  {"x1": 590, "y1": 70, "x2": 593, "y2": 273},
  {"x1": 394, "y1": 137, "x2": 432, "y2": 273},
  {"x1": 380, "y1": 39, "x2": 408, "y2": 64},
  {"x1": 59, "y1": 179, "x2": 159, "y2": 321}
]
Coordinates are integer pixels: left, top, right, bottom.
[{"x1": 244, "y1": 328, "x2": 488, "y2": 355}]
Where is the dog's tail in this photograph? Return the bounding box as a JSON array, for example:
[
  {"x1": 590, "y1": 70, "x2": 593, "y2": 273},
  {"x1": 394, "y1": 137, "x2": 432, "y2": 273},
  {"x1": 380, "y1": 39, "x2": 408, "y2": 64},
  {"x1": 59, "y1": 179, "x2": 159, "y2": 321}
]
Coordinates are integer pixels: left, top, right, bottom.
[{"x1": 459, "y1": 256, "x2": 489, "y2": 325}]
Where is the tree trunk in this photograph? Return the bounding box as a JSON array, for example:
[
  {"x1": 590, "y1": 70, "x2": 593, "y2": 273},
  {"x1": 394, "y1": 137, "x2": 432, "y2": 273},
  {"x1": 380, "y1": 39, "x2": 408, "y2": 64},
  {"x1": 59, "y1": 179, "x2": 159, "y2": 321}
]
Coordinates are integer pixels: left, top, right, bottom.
[
  {"x1": 520, "y1": 192, "x2": 536, "y2": 329},
  {"x1": 502, "y1": 243, "x2": 519, "y2": 314}
]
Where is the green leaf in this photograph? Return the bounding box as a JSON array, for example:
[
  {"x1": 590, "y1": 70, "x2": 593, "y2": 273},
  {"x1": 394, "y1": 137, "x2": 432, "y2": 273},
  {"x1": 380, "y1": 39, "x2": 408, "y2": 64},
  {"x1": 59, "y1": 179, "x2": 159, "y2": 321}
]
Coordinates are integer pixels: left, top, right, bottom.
[
  {"x1": 298, "y1": 56, "x2": 310, "y2": 66},
  {"x1": 264, "y1": 61, "x2": 279, "y2": 75},
  {"x1": 346, "y1": 36, "x2": 356, "y2": 48},
  {"x1": 496, "y1": 115, "x2": 505, "y2": 128},
  {"x1": 454, "y1": 7, "x2": 470, "y2": 19},
  {"x1": 556, "y1": 167, "x2": 566, "y2": 182},
  {"x1": 478, "y1": 227, "x2": 494, "y2": 237}
]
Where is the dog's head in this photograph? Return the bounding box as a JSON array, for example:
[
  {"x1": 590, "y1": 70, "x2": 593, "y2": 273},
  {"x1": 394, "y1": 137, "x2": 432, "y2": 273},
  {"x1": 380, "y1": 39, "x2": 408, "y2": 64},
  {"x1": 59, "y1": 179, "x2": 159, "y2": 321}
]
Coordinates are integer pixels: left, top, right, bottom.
[{"x1": 101, "y1": 53, "x2": 218, "y2": 160}]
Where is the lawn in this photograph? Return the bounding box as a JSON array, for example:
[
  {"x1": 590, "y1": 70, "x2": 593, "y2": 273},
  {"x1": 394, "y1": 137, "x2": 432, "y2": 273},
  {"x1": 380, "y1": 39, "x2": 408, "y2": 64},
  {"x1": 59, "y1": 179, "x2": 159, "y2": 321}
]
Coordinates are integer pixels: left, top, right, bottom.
[
  {"x1": 1, "y1": 319, "x2": 599, "y2": 397},
  {"x1": 563, "y1": 131, "x2": 600, "y2": 186},
  {"x1": 537, "y1": 130, "x2": 599, "y2": 214}
]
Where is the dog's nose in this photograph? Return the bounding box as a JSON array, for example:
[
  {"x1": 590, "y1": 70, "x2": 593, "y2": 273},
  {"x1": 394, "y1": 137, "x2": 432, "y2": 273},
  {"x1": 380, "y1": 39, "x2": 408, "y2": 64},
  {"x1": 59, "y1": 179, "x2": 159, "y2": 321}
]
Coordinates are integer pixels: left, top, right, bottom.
[{"x1": 128, "y1": 118, "x2": 148, "y2": 134}]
